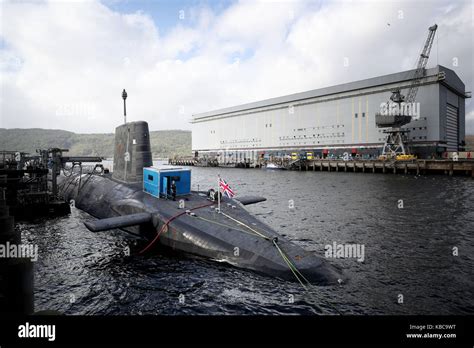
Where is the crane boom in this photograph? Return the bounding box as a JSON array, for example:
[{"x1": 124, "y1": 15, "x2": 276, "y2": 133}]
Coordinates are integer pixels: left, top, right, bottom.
[
  {"x1": 405, "y1": 24, "x2": 438, "y2": 103},
  {"x1": 376, "y1": 24, "x2": 438, "y2": 158}
]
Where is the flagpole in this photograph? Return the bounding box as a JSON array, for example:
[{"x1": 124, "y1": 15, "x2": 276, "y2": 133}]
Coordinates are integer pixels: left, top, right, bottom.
[{"x1": 217, "y1": 174, "x2": 221, "y2": 213}]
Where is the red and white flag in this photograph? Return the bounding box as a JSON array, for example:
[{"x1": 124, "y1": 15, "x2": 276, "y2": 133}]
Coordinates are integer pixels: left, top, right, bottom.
[{"x1": 219, "y1": 177, "x2": 235, "y2": 198}]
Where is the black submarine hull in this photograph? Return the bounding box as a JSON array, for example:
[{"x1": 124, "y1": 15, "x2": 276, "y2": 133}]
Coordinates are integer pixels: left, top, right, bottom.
[
  {"x1": 59, "y1": 173, "x2": 343, "y2": 285},
  {"x1": 57, "y1": 120, "x2": 343, "y2": 285}
]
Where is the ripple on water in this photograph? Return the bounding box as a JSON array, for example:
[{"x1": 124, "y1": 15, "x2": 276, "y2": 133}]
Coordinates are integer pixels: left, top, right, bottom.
[{"x1": 21, "y1": 168, "x2": 474, "y2": 315}]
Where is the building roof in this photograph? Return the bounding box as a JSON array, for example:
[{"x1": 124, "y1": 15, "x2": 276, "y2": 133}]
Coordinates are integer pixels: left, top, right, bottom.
[{"x1": 192, "y1": 65, "x2": 465, "y2": 121}]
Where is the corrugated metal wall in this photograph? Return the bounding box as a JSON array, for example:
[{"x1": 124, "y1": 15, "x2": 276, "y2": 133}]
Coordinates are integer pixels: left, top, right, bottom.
[{"x1": 446, "y1": 104, "x2": 459, "y2": 151}]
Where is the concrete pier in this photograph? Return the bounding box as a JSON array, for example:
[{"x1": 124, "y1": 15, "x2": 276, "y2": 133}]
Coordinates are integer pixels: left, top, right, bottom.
[
  {"x1": 296, "y1": 159, "x2": 474, "y2": 176},
  {"x1": 173, "y1": 157, "x2": 474, "y2": 177}
]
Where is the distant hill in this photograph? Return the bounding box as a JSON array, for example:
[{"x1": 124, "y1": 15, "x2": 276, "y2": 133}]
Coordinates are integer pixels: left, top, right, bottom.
[
  {"x1": 0, "y1": 128, "x2": 191, "y2": 158},
  {"x1": 1, "y1": 128, "x2": 472, "y2": 157}
]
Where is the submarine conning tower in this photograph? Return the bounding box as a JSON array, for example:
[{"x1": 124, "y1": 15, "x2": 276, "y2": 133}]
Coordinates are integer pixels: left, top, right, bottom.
[{"x1": 112, "y1": 121, "x2": 153, "y2": 184}]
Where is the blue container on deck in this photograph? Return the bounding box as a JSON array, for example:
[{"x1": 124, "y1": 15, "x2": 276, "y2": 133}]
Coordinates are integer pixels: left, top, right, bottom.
[{"x1": 143, "y1": 166, "x2": 191, "y2": 198}]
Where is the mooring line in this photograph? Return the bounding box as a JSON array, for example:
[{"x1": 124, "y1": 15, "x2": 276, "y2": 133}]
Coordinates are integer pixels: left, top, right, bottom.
[
  {"x1": 219, "y1": 209, "x2": 310, "y2": 289},
  {"x1": 220, "y1": 211, "x2": 270, "y2": 240},
  {"x1": 138, "y1": 202, "x2": 215, "y2": 254}
]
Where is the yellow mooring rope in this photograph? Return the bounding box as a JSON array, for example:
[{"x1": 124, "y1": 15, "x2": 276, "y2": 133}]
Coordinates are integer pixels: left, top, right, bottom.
[
  {"x1": 212, "y1": 210, "x2": 311, "y2": 289},
  {"x1": 196, "y1": 208, "x2": 343, "y2": 314},
  {"x1": 219, "y1": 211, "x2": 271, "y2": 240}
]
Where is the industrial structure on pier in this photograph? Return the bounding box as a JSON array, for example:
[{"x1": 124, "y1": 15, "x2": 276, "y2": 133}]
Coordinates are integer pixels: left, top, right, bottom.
[{"x1": 191, "y1": 64, "x2": 468, "y2": 165}]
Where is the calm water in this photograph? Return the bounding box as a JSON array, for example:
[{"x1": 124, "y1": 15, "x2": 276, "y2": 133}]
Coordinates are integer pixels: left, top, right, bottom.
[{"x1": 19, "y1": 167, "x2": 474, "y2": 315}]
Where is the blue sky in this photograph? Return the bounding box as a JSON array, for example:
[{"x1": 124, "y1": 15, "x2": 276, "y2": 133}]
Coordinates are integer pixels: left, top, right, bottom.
[
  {"x1": 102, "y1": 0, "x2": 234, "y2": 35},
  {"x1": 100, "y1": 0, "x2": 260, "y2": 62}
]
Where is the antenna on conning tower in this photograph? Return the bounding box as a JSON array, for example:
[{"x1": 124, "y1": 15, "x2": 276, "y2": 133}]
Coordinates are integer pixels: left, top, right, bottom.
[{"x1": 122, "y1": 89, "x2": 127, "y2": 124}]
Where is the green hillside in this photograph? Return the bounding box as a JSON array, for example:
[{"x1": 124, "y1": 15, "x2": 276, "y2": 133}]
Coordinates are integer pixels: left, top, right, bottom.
[
  {"x1": 2, "y1": 128, "x2": 471, "y2": 157},
  {"x1": 0, "y1": 128, "x2": 191, "y2": 158}
]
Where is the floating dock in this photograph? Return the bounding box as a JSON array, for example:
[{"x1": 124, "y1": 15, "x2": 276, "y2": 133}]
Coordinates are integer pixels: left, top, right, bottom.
[
  {"x1": 0, "y1": 149, "x2": 102, "y2": 218},
  {"x1": 0, "y1": 185, "x2": 34, "y2": 315}
]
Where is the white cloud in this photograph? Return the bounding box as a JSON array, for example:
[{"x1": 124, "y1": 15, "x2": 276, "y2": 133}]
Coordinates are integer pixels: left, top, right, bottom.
[
  {"x1": 0, "y1": 0, "x2": 472, "y2": 133},
  {"x1": 466, "y1": 111, "x2": 474, "y2": 134}
]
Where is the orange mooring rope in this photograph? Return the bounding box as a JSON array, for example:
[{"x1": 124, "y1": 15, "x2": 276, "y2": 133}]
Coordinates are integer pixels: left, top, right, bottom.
[{"x1": 138, "y1": 201, "x2": 214, "y2": 254}]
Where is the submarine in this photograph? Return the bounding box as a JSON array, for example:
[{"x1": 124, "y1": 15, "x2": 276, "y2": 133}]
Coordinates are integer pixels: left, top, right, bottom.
[{"x1": 58, "y1": 101, "x2": 343, "y2": 287}]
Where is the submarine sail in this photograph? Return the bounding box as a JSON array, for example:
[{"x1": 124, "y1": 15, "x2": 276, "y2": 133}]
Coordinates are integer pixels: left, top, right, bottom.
[{"x1": 112, "y1": 121, "x2": 152, "y2": 184}]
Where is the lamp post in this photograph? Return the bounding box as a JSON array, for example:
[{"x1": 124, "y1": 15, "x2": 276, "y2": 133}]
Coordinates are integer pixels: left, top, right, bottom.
[{"x1": 122, "y1": 89, "x2": 127, "y2": 124}]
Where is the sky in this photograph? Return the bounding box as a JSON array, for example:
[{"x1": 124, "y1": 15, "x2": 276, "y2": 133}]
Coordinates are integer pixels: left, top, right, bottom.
[{"x1": 0, "y1": 0, "x2": 472, "y2": 134}]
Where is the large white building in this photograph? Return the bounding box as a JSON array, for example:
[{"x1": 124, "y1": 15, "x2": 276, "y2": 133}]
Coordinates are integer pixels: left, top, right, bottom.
[{"x1": 191, "y1": 65, "x2": 468, "y2": 163}]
